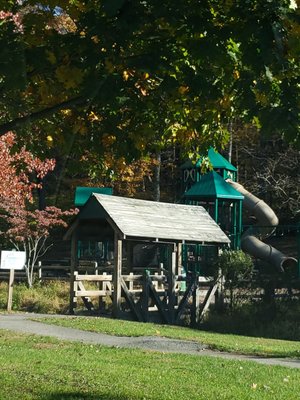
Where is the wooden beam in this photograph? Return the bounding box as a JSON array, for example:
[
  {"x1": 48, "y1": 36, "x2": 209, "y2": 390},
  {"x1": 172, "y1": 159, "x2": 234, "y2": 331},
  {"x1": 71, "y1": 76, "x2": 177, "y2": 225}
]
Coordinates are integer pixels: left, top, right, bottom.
[
  {"x1": 7, "y1": 269, "x2": 14, "y2": 312},
  {"x1": 141, "y1": 270, "x2": 150, "y2": 322},
  {"x1": 69, "y1": 232, "x2": 78, "y2": 314},
  {"x1": 175, "y1": 276, "x2": 198, "y2": 323},
  {"x1": 198, "y1": 281, "x2": 219, "y2": 321},
  {"x1": 77, "y1": 281, "x2": 95, "y2": 311},
  {"x1": 75, "y1": 274, "x2": 113, "y2": 281},
  {"x1": 177, "y1": 243, "x2": 183, "y2": 276},
  {"x1": 120, "y1": 278, "x2": 144, "y2": 322},
  {"x1": 121, "y1": 274, "x2": 143, "y2": 281},
  {"x1": 167, "y1": 245, "x2": 177, "y2": 323},
  {"x1": 191, "y1": 286, "x2": 200, "y2": 327},
  {"x1": 147, "y1": 275, "x2": 170, "y2": 324},
  {"x1": 113, "y1": 233, "x2": 122, "y2": 318},
  {"x1": 126, "y1": 241, "x2": 133, "y2": 272},
  {"x1": 74, "y1": 290, "x2": 112, "y2": 297}
]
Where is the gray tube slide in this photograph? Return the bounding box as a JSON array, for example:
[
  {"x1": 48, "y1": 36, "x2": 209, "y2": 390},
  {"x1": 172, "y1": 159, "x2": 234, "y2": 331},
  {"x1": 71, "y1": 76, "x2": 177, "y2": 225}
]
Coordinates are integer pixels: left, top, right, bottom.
[{"x1": 227, "y1": 180, "x2": 297, "y2": 272}]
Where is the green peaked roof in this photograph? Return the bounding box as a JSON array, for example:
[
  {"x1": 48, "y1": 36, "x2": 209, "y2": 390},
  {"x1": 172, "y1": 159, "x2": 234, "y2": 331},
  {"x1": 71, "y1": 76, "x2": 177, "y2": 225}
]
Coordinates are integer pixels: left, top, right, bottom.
[
  {"x1": 184, "y1": 171, "x2": 244, "y2": 200},
  {"x1": 207, "y1": 148, "x2": 237, "y2": 171},
  {"x1": 180, "y1": 148, "x2": 237, "y2": 172},
  {"x1": 75, "y1": 186, "x2": 113, "y2": 207}
]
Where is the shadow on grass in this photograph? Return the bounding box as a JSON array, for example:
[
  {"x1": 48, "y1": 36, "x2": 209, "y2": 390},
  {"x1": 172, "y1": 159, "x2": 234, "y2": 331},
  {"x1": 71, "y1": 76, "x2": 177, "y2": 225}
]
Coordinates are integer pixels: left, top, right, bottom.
[{"x1": 45, "y1": 393, "x2": 133, "y2": 400}]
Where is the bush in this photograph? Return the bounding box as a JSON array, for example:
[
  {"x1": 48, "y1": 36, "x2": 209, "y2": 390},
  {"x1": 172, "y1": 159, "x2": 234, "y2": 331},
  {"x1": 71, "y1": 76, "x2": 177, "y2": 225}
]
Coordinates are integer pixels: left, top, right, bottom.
[
  {"x1": 0, "y1": 281, "x2": 70, "y2": 314},
  {"x1": 200, "y1": 299, "x2": 300, "y2": 341},
  {"x1": 217, "y1": 250, "x2": 254, "y2": 281},
  {"x1": 215, "y1": 250, "x2": 254, "y2": 309}
]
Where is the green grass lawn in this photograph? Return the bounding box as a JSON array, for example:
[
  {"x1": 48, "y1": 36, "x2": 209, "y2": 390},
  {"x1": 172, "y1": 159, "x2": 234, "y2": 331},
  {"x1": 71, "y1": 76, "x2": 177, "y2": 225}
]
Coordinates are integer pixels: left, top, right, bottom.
[
  {"x1": 0, "y1": 329, "x2": 299, "y2": 400},
  {"x1": 36, "y1": 316, "x2": 300, "y2": 359}
]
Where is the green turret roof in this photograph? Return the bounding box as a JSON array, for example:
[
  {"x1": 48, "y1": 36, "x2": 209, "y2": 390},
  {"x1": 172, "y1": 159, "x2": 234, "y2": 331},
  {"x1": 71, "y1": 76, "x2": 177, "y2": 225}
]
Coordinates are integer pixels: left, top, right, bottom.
[
  {"x1": 75, "y1": 186, "x2": 113, "y2": 207},
  {"x1": 207, "y1": 148, "x2": 237, "y2": 172},
  {"x1": 180, "y1": 148, "x2": 237, "y2": 172},
  {"x1": 184, "y1": 171, "x2": 244, "y2": 200}
]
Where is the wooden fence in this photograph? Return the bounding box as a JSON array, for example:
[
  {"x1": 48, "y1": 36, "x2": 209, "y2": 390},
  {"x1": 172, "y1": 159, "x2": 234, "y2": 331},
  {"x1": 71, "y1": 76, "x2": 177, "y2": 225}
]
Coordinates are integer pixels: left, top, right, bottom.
[
  {"x1": 0, "y1": 260, "x2": 101, "y2": 282},
  {"x1": 71, "y1": 271, "x2": 219, "y2": 325}
]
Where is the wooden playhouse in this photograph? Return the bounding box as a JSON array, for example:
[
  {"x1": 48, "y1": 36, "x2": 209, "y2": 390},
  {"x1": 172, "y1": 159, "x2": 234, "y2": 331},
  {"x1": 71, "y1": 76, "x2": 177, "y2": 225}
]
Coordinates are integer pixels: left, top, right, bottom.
[{"x1": 64, "y1": 193, "x2": 230, "y2": 324}]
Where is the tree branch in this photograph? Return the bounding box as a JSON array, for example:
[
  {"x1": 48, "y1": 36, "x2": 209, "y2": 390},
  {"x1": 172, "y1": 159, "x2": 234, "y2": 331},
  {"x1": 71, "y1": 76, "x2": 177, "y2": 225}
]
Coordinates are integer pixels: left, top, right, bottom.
[
  {"x1": 0, "y1": 95, "x2": 87, "y2": 135},
  {"x1": 0, "y1": 73, "x2": 109, "y2": 136}
]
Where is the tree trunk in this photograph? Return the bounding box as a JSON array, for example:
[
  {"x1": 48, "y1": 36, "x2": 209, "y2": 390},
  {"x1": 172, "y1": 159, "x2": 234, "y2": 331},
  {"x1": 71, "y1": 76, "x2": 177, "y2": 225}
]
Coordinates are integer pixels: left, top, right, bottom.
[
  {"x1": 228, "y1": 120, "x2": 233, "y2": 163},
  {"x1": 37, "y1": 177, "x2": 46, "y2": 210},
  {"x1": 153, "y1": 149, "x2": 161, "y2": 202}
]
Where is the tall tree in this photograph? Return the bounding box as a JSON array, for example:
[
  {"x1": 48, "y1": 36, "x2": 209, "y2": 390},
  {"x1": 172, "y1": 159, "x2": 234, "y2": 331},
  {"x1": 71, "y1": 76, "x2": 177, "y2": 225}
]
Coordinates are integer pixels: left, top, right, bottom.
[
  {"x1": 0, "y1": 131, "x2": 77, "y2": 287},
  {"x1": 0, "y1": 0, "x2": 298, "y2": 167}
]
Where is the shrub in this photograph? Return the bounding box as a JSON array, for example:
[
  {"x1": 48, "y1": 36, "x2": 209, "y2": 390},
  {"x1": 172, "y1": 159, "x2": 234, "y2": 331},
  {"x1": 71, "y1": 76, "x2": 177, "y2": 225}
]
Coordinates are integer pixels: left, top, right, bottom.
[
  {"x1": 0, "y1": 281, "x2": 70, "y2": 314},
  {"x1": 201, "y1": 299, "x2": 300, "y2": 341},
  {"x1": 215, "y1": 250, "x2": 254, "y2": 309},
  {"x1": 217, "y1": 250, "x2": 254, "y2": 281}
]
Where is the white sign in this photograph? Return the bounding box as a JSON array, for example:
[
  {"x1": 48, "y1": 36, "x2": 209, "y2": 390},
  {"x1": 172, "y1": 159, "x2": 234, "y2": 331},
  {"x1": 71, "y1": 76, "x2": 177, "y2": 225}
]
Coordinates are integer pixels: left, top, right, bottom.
[{"x1": 0, "y1": 251, "x2": 26, "y2": 270}]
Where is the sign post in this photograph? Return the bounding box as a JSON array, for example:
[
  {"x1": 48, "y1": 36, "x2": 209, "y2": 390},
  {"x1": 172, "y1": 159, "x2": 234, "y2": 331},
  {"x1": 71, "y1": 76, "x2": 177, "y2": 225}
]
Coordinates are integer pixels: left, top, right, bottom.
[
  {"x1": 7, "y1": 268, "x2": 15, "y2": 312},
  {"x1": 0, "y1": 251, "x2": 26, "y2": 312}
]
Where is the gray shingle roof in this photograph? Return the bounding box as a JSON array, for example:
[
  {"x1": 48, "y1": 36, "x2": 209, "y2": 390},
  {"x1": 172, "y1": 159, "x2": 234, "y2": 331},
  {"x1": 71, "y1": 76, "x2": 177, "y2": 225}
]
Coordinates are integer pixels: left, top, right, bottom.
[{"x1": 86, "y1": 194, "x2": 230, "y2": 244}]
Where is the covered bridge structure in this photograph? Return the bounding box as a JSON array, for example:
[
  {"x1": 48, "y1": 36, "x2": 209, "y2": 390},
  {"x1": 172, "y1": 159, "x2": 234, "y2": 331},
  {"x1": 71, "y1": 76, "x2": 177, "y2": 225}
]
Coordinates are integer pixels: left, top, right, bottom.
[{"x1": 64, "y1": 194, "x2": 230, "y2": 324}]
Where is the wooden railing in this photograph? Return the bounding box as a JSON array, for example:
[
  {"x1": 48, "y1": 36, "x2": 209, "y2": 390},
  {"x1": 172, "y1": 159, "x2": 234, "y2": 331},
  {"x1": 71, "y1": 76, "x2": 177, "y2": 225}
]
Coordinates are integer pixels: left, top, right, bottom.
[
  {"x1": 70, "y1": 271, "x2": 219, "y2": 324},
  {"x1": 0, "y1": 259, "x2": 104, "y2": 282}
]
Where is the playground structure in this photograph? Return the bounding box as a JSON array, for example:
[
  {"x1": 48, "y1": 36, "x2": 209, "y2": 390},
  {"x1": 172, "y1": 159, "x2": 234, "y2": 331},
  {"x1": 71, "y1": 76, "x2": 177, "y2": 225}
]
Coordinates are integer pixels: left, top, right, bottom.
[
  {"x1": 227, "y1": 180, "x2": 297, "y2": 273},
  {"x1": 65, "y1": 194, "x2": 230, "y2": 323},
  {"x1": 63, "y1": 148, "x2": 299, "y2": 323},
  {"x1": 181, "y1": 148, "x2": 299, "y2": 277}
]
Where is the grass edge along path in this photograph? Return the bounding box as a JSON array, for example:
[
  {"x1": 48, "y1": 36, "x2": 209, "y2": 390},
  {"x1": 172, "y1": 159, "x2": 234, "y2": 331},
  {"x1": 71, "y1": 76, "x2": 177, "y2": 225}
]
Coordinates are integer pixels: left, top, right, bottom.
[
  {"x1": 35, "y1": 316, "x2": 300, "y2": 359},
  {"x1": 0, "y1": 329, "x2": 300, "y2": 400}
]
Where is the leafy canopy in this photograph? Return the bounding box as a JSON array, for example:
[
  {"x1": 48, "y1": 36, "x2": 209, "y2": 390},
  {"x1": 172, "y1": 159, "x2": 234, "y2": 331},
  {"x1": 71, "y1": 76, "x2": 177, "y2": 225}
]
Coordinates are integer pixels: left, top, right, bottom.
[{"x1": 0, "y1": 0, "x2": 299, "y2": 165}]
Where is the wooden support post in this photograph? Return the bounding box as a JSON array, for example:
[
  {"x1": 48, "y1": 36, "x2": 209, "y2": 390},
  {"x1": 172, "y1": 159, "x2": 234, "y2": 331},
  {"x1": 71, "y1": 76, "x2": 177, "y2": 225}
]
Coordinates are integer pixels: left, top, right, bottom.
[
  {"x1": 113, "y1": 233, "x2": 122, "y2": 318},
  {"x1": 94, "y1": 261, "x2": 99, "y2": 275},
  {"x1": 177, "y1": 243, "x2": 183, "y2": 276},
  {"x1": 142, "y1": 270, "x2": 150, "y2": 322},
  {"x1": 129, "y1": 272, "x2": 134, "y2": 291},
  {"x1": 94, "y1": 260, "x2": 101, "y2": 311},
  {"x1": 215, "y1": 269, "x2": 225, "y2": 311},
  {"x1": 126, "y1": 241, "x2": 133, "y2": 273},
  {"x1": 190, "y1": 274, "x2": 199, "y2": 327},
  {"x1": 168, "y1": 245, "x2": 177, "y2": 324},
  {"x1": 7, "y1": 269, "x2": 14, "y2": 312},
  {"x1": 153, "y1": 272, "x2": 158, "y2": 290},
  {"x1": 99, "y1": 272, "x2": 106, "y2": 312},
  {"x1": 177, "y1": 242, "x2": 183, "y2": 299},
  {"x1": 69, "y1": 232, "x2": 78, "y2": 314},
  {"x1": 73, "y1": 271, "x2": 78, "y2": 309}
]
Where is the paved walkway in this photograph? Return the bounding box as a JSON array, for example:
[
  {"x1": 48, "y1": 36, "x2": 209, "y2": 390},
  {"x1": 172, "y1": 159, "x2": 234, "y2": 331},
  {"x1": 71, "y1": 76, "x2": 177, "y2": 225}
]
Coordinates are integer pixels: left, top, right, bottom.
[{"x1": 1, "y1": 313, "x2": 300, "y2": 369}]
